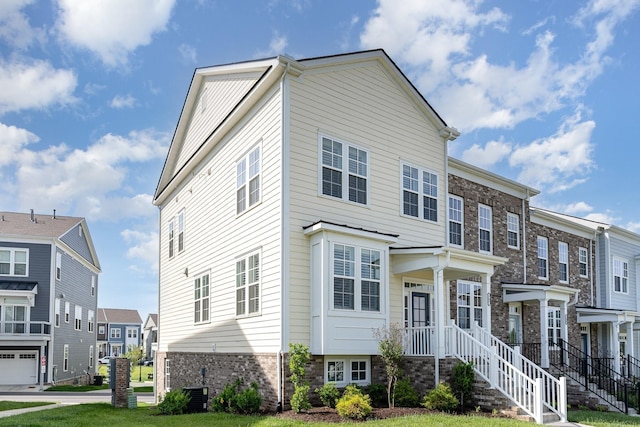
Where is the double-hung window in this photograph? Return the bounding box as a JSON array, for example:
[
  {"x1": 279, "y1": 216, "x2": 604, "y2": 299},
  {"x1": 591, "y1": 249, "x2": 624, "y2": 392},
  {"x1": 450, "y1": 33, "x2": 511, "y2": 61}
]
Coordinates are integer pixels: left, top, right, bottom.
[
  {"x1": 402, "y1": 163, "x2": 437, "y2": 221},
  {"x1": 56, "y1": 252, "x2": 62, "y2": 280},
  {"x1": 194, "y1": 273, "x2": 210, "y2": 323},
  {"x1": 63, "y1": 345, "x2": 69, "y2": 371},
  {"x1": 614, "y1": 258, "x2": 629, "y2": 293},
  {"x1": 448, "y1": 195, "x2": 463, "y2": 246},
  {"x1": 236, "y1": 252, "x2": 260, "y2": 316},
  {"x1": 537, "y1": 236, "x2": 549, "y2": 280},
  {"x1": 237, "y1": 146, "x2": 261, "y2": 213},
  {"x1": 321, "y1": 136, "x2": 368, "y2": 205},
  {"x1": 0, "y1": 248, "x2": 28, "y2": 276},
  {"x1": 74, "y1": 305, "x2": 82, "y2": 330},
  {"x1": 177, "y1": 211, "x2": 185, "y2": 252},
  {"x1": 167, "y1": 211, "x2": 185, "y2": 258},
  {"x1": 88, "y1": 310, "x2": 94, "y2": 333},
  {"x1": 111, "y1": 328, "x2": 121, "y2": 339},
  {"x1": 55, "y1": 298, "x2": 60, "y2": 327},
  {"x1": 478, "y1": 204, "x2": 492, "y2": 253},
  {"x1": 332, "y1": 244, "x2": 381, "y2": 312},
  {"x1": 507, "y1": 213, "x2": 520, "y2": 249},
  {"x1": 558, "y1": 242, "x2": 568, "y2": 283},
  {"x1": 579, "y1": 247, "x2": 588, "y2": 277},
  {"x1": 64, "y1": 302, "x2": 70, "y2": 323}
]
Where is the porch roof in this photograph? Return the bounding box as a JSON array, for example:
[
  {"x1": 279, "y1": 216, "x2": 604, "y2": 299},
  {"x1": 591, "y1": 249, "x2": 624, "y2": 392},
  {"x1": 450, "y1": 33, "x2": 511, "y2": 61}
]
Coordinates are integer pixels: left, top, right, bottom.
[
  {"x1": 0, "y1": 280, "x2": 38, "y2": 306},
  {"x1": 502, "y1": 283, "x2": 579, "y2": 304},
  {"x1": 576, "y1": 306, "x2": 640, "y2": 324},
  {"x1": 389, "y1": 246, "x2": 507, "y2": 280}
]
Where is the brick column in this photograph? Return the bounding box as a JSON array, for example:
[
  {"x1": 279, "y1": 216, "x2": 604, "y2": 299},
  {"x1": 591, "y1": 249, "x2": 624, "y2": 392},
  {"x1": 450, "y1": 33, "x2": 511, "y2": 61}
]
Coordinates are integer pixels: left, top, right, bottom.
[{"x1": 112, "y1": 358, "x2": 130, "y2": 408}]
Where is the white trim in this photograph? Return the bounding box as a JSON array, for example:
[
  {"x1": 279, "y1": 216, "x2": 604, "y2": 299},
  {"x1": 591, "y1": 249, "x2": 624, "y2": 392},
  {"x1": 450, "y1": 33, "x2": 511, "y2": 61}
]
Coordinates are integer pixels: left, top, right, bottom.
[
  {"x1": 400, "y1": 161, "x2": 440, "y2": 223},
  {"x1": 448, "y1": 194, "x2": 464, "y2": 247}
]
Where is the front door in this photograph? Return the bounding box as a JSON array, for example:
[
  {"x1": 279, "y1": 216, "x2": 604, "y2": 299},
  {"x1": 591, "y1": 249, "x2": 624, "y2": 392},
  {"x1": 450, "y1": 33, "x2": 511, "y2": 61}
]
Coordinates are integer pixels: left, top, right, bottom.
[{"x1": 408, "y1": 291, "x2": 431, "y2": 355}]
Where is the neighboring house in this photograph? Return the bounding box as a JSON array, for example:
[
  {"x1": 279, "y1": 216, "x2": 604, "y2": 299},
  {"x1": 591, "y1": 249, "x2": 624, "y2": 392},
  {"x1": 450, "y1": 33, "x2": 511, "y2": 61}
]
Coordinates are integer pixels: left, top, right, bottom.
[
  {"x1": 97, "y1": 308, "x2": 142, "y2": 357},
  {"x1": 0, "y1": 210, "x2": 100, "y2": 386},
  {"x1": 142, "y1": 313, "x2": 158, "y2": 360}
]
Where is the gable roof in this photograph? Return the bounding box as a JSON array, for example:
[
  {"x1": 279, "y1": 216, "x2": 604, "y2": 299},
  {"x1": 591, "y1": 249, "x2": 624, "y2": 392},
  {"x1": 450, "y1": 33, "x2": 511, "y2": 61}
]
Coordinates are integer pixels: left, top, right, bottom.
[
  {"x1": 153, "y1": 49, "x2": 459, "y2": 205},
  {"x1": 143, "y1": 313, "x2": 158, "y2": 329},
  {"x1": 98, "y1": 308, "x2": 143, "y2": 325},
  {"x1": 0, "y1": 210, "x2": 101, "y2": 271}
]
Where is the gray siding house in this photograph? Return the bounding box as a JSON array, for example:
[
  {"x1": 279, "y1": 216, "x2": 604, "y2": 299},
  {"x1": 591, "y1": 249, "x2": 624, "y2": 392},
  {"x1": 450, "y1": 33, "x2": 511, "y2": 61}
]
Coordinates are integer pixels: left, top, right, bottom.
[
  {"x1": 97, "y1": 308, "x2": 142, "y2": 358},
  {"x1": 0, "y1": 210, "x2": 100, "y2": 386}
]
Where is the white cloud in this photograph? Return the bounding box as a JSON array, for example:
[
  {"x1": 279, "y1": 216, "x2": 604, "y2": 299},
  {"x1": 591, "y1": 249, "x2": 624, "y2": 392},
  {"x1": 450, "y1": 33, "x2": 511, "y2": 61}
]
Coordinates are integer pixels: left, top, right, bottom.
[
  {"x1": 0, "y1": 0, "x2": 45, "y2": 49},
  {"x1": 0, "y1": 122, "x2": 39, "y2": 167},
  {"x1": 110, "y1": 94, "x2": 136, "y2": 109},
  {"x1": 460, "y1": 140, "x2": 512, "y2": 169},
  {"x1": 626, "y1": 221, "x2": 640, "y2": 234},
  {"x1": 54, "y1": 0, "x2": 176, "y2": 67},
  {"x1": 254, "y1": 32, "x2": 288, "y2": 58},
  {"x1": 563, "y1": 201, "x2": 593, "y2": 215},
  {"x1": 0, "y1": 59, "x2": 77, "y2": 114},
  {"x1": 178, "y1": 43, "x2": 197, "y2": 64},
  {"x1": 121, "y1": 228, "x2": 159, "y2": 276}
]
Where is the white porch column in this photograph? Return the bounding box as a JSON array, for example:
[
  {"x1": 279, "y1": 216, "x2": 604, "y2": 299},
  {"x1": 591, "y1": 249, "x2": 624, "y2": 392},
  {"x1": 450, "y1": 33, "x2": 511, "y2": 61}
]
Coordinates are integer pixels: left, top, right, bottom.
[
  {"x1": 612, "y1": 322, "x2": 621, "y2": 374},
  {"x1": 482, "y1": 274, "x2": 492, "y2": 334},
  {"x1": 560, "y1": 301, "x2": 568, "y2": 344},
  {"x1": 433, "y1": 268, "x2": 446, "y2": 386},
  {"x1": 627, "y1": 322, "x2": 634, "y2": 359},
  {"x1": 540, "y1": 299, "x2": 549, "y2": 368}
]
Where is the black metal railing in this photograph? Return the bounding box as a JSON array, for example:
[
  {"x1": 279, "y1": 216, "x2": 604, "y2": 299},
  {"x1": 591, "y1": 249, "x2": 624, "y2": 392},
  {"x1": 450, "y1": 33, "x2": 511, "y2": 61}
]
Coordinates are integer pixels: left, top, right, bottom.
[
  {"x1": 550, "y1": 339, "x2": 633, "y2": 414},
  {"x1": 509, "y1": 342, "x2": 542, "y2": 365},
  {"x1": 624, "y1": 354, "x2": 640, "y2": 383}
]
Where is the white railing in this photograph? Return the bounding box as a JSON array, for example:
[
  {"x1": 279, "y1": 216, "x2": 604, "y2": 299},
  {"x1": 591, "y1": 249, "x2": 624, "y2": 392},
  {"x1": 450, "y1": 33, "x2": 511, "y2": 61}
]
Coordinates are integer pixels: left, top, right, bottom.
[
  {"x1": 0, "y1": 321, "x2": 51, "y2": 336},
  {"x1": 450, "y1": 323, "x2": 567, "y2": 424},
  {"x1": 402, "y1": 326, "x2": 453, "y2": 356}
]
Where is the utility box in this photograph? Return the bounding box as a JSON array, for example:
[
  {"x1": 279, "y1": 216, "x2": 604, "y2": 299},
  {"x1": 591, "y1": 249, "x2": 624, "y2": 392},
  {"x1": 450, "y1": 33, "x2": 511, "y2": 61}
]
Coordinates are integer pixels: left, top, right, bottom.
[{"x1": 183, "y1": 387, "x2": 208, "y2": 413}]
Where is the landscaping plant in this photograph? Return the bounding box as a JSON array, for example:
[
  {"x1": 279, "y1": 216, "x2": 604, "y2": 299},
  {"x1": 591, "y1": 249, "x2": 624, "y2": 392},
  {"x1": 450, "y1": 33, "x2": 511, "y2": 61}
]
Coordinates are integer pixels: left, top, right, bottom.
[
  {"x1": 288, "y1": 342, "x2": 312, "y2": 413},
  {"x1": 335, "y1": 384, "x2": 372, "y2": 420},
  {"x1": 373, "y1": 322, "x2": 405, "y2": 408},
  {"x1": 423, "y1": 383, "x2": 460, "y2": 413},
  {"x1": 315, "y1": 382, "x2": 341, "y2": 408},
  {"x1": 157, "y1": 389, "x2": 190, "y2": 415},
  {"x1": 452, "y1": 361, "x2": 475, "y2": 410}
]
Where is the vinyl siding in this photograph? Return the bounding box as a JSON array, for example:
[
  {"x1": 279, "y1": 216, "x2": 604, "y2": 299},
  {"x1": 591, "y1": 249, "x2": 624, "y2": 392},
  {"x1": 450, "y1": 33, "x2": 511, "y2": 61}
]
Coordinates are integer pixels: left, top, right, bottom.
[
  {"x1": 286, "y1": 61, "x2": 448, "y2": 344},
  {"x1": 60, "y1": 224, "x2": 95, "y2": 266},
  {"x1": 159, "y1": 85, "x2": 283, "y2": 354},
  {"x1": 175, "y1": 73, "x2": 262, "y2": 175},
  {"x1": 607, "y1": 235, "x2": 638, "y2": 310}
]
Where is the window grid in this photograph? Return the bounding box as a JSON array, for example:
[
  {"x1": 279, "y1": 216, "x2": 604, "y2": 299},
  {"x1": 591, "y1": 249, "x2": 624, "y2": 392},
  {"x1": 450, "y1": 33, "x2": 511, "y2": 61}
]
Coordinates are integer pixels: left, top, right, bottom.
[
  {"x1": 360, "y1": 249, "x2": 381, "y2": 312},
  {"x1": 321, "y1": 136, "x2": 368, "y2": 205},
  {"x1": 237, "y1": 146, "x2": 261, "y2": 214},
  {"x1": 614, "y1": 258, "x2": 629, "y2": 293},
  {"x1": 538, "y1": 236, "x2": 548, "y2": 279},
  {"x1": 55, "y1": 298, "x2": 60, "y2": 328},
  {"x1": 457, "y1": 282, "x2": 483, "y2": 329},
  {"x1": 558, "y1": 242, "x2": 568, "y2": 283},
  {"x1": 507, "y1": 213, "x2": 520, "y2": 249},
  {"x1": 75, "y1": 305, "x2": 82, "y2": 331},
  {"x1": 478, "y1": 205, "x2": 492, "y2": 253},
  {"x1": 579, "y1": 247, "x2": 588, "y2": 277},
  {"x1": 236, "y1": 253, "x2": 260, "y2": 316},
  {"x1": 111, "y1": 328, "x2": 121, "y2": 339},
  {"x1": 333, "y1": 244, "x2": 355, "y2": 310},
  {"x1": 88, "y1": 310, "x2": 94, "y2": 333},
  {"x1": 448, "y1": 195, "x2": 463, "y2": 246},
  {"x1": 177, "y1": 211, "x2": 185, "y2": 252},
  {"x1": 326, "y1": 359, "x2": 369, "y2": 385},
  {"x1": 547, "y1": 308, "x2": 561, "y2": 345},
  {"x1": 332, "y1": 244, "x2": 383, "y2": 313},
  {"x1": 0, "y1": 248, "x2": 28, "y2": 276},
  {"x1": 194, "y1": 273, "x2": 210, "y2": 323},
  {"x1": 56, "y1": 253, "x2": 62, "y2": 280},
  {"x1": 168, "y1": 220, "x2": 174, "y2": 258},
  {"x1": 63, "y1": 344, "x2": 69, "y2": 371},
  {"x1": 402, "y1": 164, "x2": 438, "y2": 222},
  {"x1": 64, "y1": 302, "x2": 70, "y2": 323}
]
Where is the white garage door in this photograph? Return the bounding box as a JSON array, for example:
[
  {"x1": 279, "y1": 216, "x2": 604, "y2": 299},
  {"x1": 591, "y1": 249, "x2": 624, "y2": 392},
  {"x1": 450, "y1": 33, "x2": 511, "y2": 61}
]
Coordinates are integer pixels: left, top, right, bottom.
[{"x1": 0, "y1": 351, "x2": 38, "y2": 384}]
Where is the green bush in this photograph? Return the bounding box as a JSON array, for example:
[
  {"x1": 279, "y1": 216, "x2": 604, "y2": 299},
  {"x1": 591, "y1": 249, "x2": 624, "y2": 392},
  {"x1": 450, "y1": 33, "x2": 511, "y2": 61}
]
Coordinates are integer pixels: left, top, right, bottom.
[
  {"x1": 336, "y1": 393, "x2": 372, "y2": 420},
  {"x1": 366, "y1": 383, "x2": 387, "y2": 408},
  {"x1": 211, "y1": 379, "x2": 241, "y2": 413},
  {"x1": 211, "y1": 378, "x2": 262, "y2": 414},
  {"x1": 452, "y1": 361, "x2": 475, "y2": 408},
  {"x1": 393, "y1": 378, "x2": 420, "y2": 407},
  {"x1": 342, "y1": 384, "x2": 363, "y2": 398},
  {"x1": 291, "y1": 384, "x2": 312, "y2": 413},
  {"x1": 422, "y1": 383, "x2": 459, "y2": 413},
  {"x1": 315, "y1": 382, "x2": 341, "y2": 408},
  {"x1": 158, "y1": 389, "x2": 191, "y2": 415}
]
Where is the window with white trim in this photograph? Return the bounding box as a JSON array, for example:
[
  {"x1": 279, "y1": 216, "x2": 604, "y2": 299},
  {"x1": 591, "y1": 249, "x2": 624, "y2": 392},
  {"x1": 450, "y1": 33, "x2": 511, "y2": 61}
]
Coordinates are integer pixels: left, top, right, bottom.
[
  {"x1": 332, "y1": 244, "x2": 381, "y2": 312},
  {"x1": 236, "y1": 252, "x2": 260, "y2": 316},
  {"x1": 507, "y1": 213, "x2": 520, "y2": 249},
  {"x1": 89, "y1": 345, "x2": 94, "y2": 368},
  {"x1": 558, "y1": 242, "x2": 568, "y2": 283},
  {"x1": 177, "y1": 210, "x2": 185, "y2": 252},
  {"x1": 237, "y1": 146, "x2": 261, "y2": 213},
  {"x1": 64, "y1": 302, "x2": 70, "y2": 323},
  {"x1": 326, "y1": 357, "x2": 370, "y2": 386},
  {"x1": 91, "y1": 275, "x2": 96, "y2": 297},
  {"x1": 321, "y1": 136, "x2": 368, "y2": 205},
  {"x1": 168, "y1": 219, "x2": 174, "y2": 258},
  {"x1": 88, "y1": 310, "x2": 94, "y2": 333},
  {"x1": 111, "y1": 328, "x2": 121, "y2": 339},
  {"x1": 579, "y1": 247, "x2": 588, "y2": 277},
  {"x1": 0, "y1": 248, "x2": 28, "y2": 276},
  {"x1": 63, "y1": 344, "x2": 69, "y2": 371},
  {"x1": 194, "y1": 273, "x2": 210, "y2": 323},
  {"x1": 75, "y1": 305, "x2": 82, "y2": 330},
  {"x1": 457, "y1": 281, "x2": 483, "y2": 329},
  {"x1": 55, "y1": 298, "x2": 60, "y2": 327},
  {"x1": 547, "y1": 307, "x2": 561, "y2": 345},
  {"x1": 614, "y1": 258, "x2": 629, "y2": 293},
  {"x1": 128, "y1": 329, "x2": 137, "y2": 338},
  {"x1": 478, "y1": 204, "x2": 492, "y2": 253},
  {"x1": 165, "y1": 359, "x2": 171, "y2": 390},
  {"x1": 448, "y1": 195, "x2": 463, "y2": 246},
  {"x1": 1, "y1": 305, "x2": 26, "y2": 333},
  {"x1": 402, "y1": 163, "x2": 438, "y2": 221},
  {"x1": 537, "y1": 236, "x2": 548, "y2": 280},
  {"x1": 56, "y1": 252, "x2": 62, "y2": 280}
]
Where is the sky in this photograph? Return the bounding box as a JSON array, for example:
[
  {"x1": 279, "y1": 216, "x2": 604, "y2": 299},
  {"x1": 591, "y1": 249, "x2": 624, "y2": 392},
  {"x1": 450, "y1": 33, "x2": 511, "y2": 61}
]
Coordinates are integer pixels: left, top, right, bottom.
[{"x1": 1, "y1": 0, "x2": 639, "y2": 322}]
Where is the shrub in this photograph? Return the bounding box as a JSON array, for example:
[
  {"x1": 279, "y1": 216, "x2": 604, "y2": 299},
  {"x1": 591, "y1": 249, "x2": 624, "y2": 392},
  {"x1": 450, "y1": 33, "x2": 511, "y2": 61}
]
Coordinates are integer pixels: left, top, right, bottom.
[
  {"x1": 342, "y1": 384, "x2": 363, "y2": 398},
  {"x1": 366, "y1": 383, "x2": 387, "y2": 408},
  {"x1": 393, "y1": 378, "x2": 420, "y2": 407},
  {"x1": 422, "y1": 383, "x2": 459, "y2": 413},
  {"x1": 211, "y1": 378, "x2": 262, "y2": 414},
  {"x1": 315, "y1": 382, "x2": 340, "y2": 408},
  {"x1": 211, "y1": 378, "x2": 242, "y2": 413},
  {"x1": 234, "y1": 381, "x2": 262, "y2": 414},
  {"x1": 374, "y1": 323, "x2": 405, "y2": 408},
  {"x1": 158, "y1": 388, "x2": 190, "y2": 415},
  {"x1": 452, "y1": 361, "x2": 475, "y2": 409},
  {"x1": 336, "y1": 393, "x2": 372, "y2": 420},
  {"x1": 291, "y1": 384, "x2": 312, "y2": 413}
]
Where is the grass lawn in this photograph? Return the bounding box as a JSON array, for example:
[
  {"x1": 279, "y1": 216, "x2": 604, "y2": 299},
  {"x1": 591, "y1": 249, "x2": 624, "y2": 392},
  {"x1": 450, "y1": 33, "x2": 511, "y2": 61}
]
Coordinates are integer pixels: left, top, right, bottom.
[
  {"x1": 0, "y1": 401, "x2": 55, "y2": 412},
  {"x1": 568, "y1": 409, "x2": 640, "y2": 426},
  {"x1": 97, "y1": 363, "x2": 154, "y2": 383}
]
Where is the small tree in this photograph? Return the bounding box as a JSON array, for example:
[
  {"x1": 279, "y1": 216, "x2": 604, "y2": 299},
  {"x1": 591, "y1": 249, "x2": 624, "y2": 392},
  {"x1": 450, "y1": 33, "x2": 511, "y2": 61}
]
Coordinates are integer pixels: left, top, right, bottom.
[
  {"x1": 289, "y1": 343, "x2": 311, "y2": 413},
  {"x1": 125, "y1": 345, "x2": 144, "y2": 382},
  {"x1": 373, "y1": 323, "x2": 405, "y2": 408}
]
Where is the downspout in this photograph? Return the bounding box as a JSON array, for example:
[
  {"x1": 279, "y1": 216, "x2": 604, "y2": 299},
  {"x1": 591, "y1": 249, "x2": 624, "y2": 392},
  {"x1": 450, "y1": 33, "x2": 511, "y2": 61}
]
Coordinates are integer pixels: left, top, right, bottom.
[
  {"x1": 522, "y1": 190, "x2": 528, "y2": 283},
  {"x1": 277, "y1": 59, "x2": 291, "y2": 413},
  {"x1": 590, "y1": 229, "x2": 599, "y2": 307},
  {"x1": 434, "y1": 249, "x2": 451, "y2": 386}
]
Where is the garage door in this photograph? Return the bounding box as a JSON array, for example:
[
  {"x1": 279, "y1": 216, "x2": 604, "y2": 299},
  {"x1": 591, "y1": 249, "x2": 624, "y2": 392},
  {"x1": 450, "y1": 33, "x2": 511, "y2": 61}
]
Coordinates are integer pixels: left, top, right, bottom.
[{"x1": 0, "y1": 351, "x2": 38, "y2": 384}]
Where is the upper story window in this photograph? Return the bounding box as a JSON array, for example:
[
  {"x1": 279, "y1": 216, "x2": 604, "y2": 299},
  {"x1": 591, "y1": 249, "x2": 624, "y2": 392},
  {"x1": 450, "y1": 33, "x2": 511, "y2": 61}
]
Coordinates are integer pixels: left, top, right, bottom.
[
  {"x1": 111, "y1": 328, "x2": 121, "y2": 339},
  {"x1": 448, "y1": 195, "x2": 463, "y2": 247},
  {"x1": 91, "y1": 275, "x2": 96, "y2": 297},
  {"x1": 236, "y1": 251, "x2": 260, "y2": 316},
  {"x1": 88, "y1": 310, "x2": 94, "y2": 333},
  {"x1": 507, "y1": 213, "x2": 520, "y2": 249},
  {"x1": 237, "y1": 146, "x2": 261, "y2": 214},
  {"x1": 128, "y1": 329, "x2": 138, "y2": 338},
  {"x1": 168, "y1": 210, "x2": 185, "y2": 258},
  {"x1": 402, "y1": 163, "x2": 437, "y2": 221},
  {"x1": 55, "y1": 298, "x2": 60, "y2": 327},
  {"x1": 579, "y1": 247, "x2": 588, "y2": 277},
  {"x1": 478, "y1": 204, "x2": 492, "y2": 253},
  {"x1": 168, "y1": 220, "x2": 174, "y2": 258},
  {"x1": 74, "y1": 305, "x2": 82, "y2": 331},
  {"x1": 613, "y1": 258, "x2": 629, "y2": 293},
  {"x1": 332, "y1": 243, "x2": 381, "y2": 312},
  {"x1": 0, "y1": 248, "x2": 28, "y2": 276},
  {"x1": 56, "y1": 252, "x2": 62, "y2": 280},
  {"x1": 177, "y1": 210, "x2": 185, "y2": 252},
  {"x1": 194, "y1": 273, "x2": 210, "y2": 324},
  {"x1": 558, "y1": 242, "x2": 568, "y2": 283},
  {"x1": 537, "y1": 236, "x2": 549, "y2": 280},
  {"x1": 64, "y1": 302, "x2": 70, "y2": 323},
  {"x1": 321, "y1": 136, "x2": 368, "y2": 205},
  {"x1": 63, "y1": 344, "x2": 69, "y2": 371}
]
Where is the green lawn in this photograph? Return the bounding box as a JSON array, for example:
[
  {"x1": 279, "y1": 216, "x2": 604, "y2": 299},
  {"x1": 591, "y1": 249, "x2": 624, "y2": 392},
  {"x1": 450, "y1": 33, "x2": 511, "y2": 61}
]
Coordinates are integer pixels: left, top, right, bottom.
[
  {"x1": 97, "y1": 363, "x2": 154, "y2": 383},
  {"x1": 0, "y1": 401, "x2": 55, "y2": 412},
  {"x1": 568, "y1": 409, "x2": 640, "y2": 426}
]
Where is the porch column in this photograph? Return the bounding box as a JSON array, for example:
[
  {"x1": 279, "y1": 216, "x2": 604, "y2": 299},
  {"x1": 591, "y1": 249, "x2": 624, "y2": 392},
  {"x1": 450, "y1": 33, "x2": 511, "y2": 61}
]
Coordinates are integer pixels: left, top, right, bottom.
[
  {"x1": 560, "y1": 301, "x2": 568, "y2": 344},
  {"x1": 627, "y1": 322, "x2": 635, "y2": 359},
  {"x1": 540, "y1": 299, "x2": 549, "y2": 368},
  {"x1": 482, "y1": 274, "x2": 491, "y2": 334},
  {"x1": 433, "y1": 267, "x2": 446, "y2": 386},
  {"x1": 612, "y1": 322, "x2": 621, "y2": 374}
]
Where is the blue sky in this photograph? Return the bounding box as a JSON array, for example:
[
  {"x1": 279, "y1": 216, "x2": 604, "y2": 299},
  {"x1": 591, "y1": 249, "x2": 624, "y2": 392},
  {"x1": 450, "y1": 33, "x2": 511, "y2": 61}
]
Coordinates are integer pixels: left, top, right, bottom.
[{"x1": 1, "y1": 0, "x2": 639, "y2": 321}]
